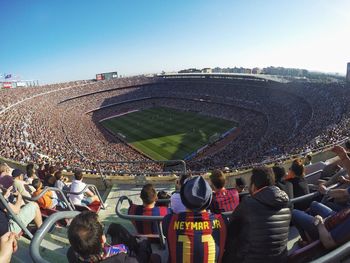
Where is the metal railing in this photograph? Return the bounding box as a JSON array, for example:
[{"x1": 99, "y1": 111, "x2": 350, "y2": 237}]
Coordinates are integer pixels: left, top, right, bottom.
[
  {"x1": 0, "y1": 193, "x2": 33, "y2": 239},
  {"x1": 23, "y1": 187, "x2": 74, "y2": 211},
  {"x1": 29, "y1": 211, "x2": 80, "y2": 263},
  {"x1": 310, "y1": 241, "x2": 350, "y2": 263}
]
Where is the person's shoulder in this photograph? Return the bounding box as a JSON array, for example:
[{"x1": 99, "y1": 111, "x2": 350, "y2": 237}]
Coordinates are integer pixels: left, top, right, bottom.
[{"x1": 171, "y1": 192, "x2": 180, "y2": 199}]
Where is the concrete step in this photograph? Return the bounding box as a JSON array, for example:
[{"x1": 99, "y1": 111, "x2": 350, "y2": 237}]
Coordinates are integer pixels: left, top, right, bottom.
[{"x1": 13, "y1": 236, "x2": 68, "y2": 263}]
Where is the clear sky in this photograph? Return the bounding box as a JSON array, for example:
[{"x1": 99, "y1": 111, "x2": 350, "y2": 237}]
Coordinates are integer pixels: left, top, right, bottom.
[{"x1": 0, "y1": 0, "x2": 349, "y2": 83}]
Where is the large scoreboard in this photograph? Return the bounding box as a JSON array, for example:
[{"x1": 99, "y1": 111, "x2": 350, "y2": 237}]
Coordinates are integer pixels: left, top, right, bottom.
[{"x1": 96, "y1": 71, "x2": 118, "y2": 81}]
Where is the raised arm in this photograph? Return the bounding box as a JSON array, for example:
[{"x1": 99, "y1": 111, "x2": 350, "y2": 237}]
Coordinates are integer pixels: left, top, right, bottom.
[{"x1": 333, "y1": 146, "x2": 350, "y2": 175}]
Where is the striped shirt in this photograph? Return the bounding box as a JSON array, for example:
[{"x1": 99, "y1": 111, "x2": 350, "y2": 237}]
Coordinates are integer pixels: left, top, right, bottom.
[
  {"x1": 163, "y1": 211, "x2": 228, "y2": 263},
  {"x1": 128, "y1": 204, "x2": 170, "y2": 234},
  {"x1": 210, "y1": 188, "x2": 239, "y2": 214}
]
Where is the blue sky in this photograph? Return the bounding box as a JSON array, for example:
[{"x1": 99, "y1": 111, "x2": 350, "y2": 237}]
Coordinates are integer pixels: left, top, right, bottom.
[{"x1": 0, "y1": 0, "x2": 349, "y2": 83}]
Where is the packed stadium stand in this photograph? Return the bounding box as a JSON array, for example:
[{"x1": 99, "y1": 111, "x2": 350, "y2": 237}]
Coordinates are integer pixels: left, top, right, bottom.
[
  {"x1": 2, "y1": 74, "x2": 350, "y2": 262},
  {"x1": 1, "y1": 74, "x2": 349, "y2": 173}
]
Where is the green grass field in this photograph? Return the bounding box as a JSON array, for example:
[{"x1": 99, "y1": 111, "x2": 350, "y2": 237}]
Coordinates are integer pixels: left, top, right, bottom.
[{"x1": 101, "y1": 107, "x2": 237, "y2": 160}]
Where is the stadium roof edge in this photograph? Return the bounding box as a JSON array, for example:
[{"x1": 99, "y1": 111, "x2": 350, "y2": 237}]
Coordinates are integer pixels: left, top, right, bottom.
[{"x1": 157, "y1": 72, "x2": 289, "y2": 83}]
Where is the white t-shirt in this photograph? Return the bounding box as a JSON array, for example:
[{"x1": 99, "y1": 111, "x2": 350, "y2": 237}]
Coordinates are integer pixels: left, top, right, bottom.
[
  {"x1": 55, "y1": 180, "x2": 67, "y2": 191},
  {"x1": 69, "y1": 179, "x2": 87, "y2": 205},
  {"x1": 170, "y1": 192, "x2": 187, "y2": 214}
]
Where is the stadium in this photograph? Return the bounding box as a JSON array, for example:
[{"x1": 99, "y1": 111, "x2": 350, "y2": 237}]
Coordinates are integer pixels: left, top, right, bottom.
[
  {"x1": 1, "y1": 71, "x2": 350, "y2": 263},
  {"x1": 1, "y1": 73, "x2": 349, "y2": 173}
]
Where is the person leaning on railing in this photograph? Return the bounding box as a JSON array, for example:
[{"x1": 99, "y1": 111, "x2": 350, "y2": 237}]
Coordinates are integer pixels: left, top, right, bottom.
[{"x1": 292, "y1": 145, "x2": 350, "y2": 249}]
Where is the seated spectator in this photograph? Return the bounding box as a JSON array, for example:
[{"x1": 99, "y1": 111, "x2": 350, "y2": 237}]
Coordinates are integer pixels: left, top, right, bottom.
[
  {"x1": 25, "y1": 163, "x2": 36, "y2": 183},
  {"x1": 12, "y1": 169, "x2": 34, "y2": 198},
  {"x1": 0, "y1": 232, "x2": 18, "y2": 263},
  {"x1": 37, "y1": 163, "x2": 46, "y2": 181},
  {"x1": 0, "y1": 163, "x2": 12, "y2": 176},
  {"x1": 235, "y1": 177, "x2": 247, "y2": 193},
  {"x1": 319, "y1": 141, "x2": 350, "y2": 181},
  {"x1": 209, "y1": 169, "x2": 239, "y2": 213},
  {"x1": 162, "y1": 176, "x2": 228, "y2": 263},
  {"x1": 272, "y1": 165, "x2": 287, "y2": 192},
  {"x1": 223, "y1": 167, "x2": 291, "y2": 263},
  {"x1": 285, "y1": 159, "x2": 310, "y2": 210},
  {"x1": 54, "y1": 170, "x2": 69, "y2": 191},
  {"x1": 128, "y1": 184, "x2": 170, "y2": 234},
  {"x1": 321, "y1": 145, "x2": 350, "y2": 212},
  {"x1": 304, "y1": 154, "x2": 312, "y2": 166},
  {"x1": 69, "y1": 170, "x2": 99, "y2": 206},
  {"x1": 0, "y1": 163, "x2": 14, "y2": 189},
  {"x1": 32, "y1": 179, "x2": 58, "y2": 209},
  {"x1": 25, "y1": 163, "x2": 37, "y2": 185},
  {"x1": 170, "y1": 174, "x2": 190, "y2": 213},
  {"x1": 43, "y1": 166, "x2": 57, "y2": 187},
  {"x1": 0, "y1": 186, "x2": 42, "y2": 236},
  {"x1": 67, "y1": 211, "x2": 137, "y2": 263},
  {"x1": 292, "y1": 199, "x2": 350, "y2": 249},
  {"x1": 155, "y1": 190, "x2": 170, "y2": 207}
]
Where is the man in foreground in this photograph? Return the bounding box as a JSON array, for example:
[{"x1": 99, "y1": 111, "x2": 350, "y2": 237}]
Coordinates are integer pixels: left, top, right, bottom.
[{"x1": 223, "y1": 167, "x2": 291, "y2": 263}]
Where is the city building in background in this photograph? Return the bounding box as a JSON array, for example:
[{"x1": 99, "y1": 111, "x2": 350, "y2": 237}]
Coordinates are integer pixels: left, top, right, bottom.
[{"x1": 347, "y1": 62, "x2": 350, "y2": 84}]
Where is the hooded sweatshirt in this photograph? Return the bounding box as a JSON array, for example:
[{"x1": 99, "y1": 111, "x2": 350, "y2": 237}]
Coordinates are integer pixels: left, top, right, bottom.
[{"x1": 223, "y1": 186, "x2": 291, "y2": 263}]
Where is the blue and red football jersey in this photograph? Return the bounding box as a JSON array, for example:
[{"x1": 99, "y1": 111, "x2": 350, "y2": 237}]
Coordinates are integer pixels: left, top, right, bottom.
[
  {"x1": 162, "y1": 211, "x2": 228, "y2": 263},
  {"x1": 210, "y1": 188, "x2": 239, "y2": 214},
  {"x1": 128, "y1": 204, "x2": 170, "y2": 234}
]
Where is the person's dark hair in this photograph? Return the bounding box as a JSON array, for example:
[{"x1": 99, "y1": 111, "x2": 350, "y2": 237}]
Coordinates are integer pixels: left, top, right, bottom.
[
  {"x1": 140, "y1": 184, "x2": 157, "y2": 205},
  {"x1": 235, "y1": 177, "x2": 246, "y2": 187},
  {"x1": 209, "y1": 170, "x2": 226, "y2": 189},
  {"x1": 345, "y1": 140, "x2": 350, "y2": 151},
  {"x1": 32, "y1": 178, "x2": 42, "y2": 190},
  {"x1": 290, "y1": 159, "x2": 305, "y2": 177},
  {"x1": 68, "y1": 211, "x2": 103, "y2": 260},
  {"x1": 157, "y1": 190, "x2": 170, "y2": 200},
  {"x1": 27, "y1": 168, "x2": 35, "y2": 178},
  {"x1": 179, "y1": 173, "x2": 191, "y2": 187},
  {"x1": 48, "y1": 166, "x2": 56, "y2": 175},
  {"x1": 55, "y1": 170, "x2": 63, "y2": 180},
  {"x1": 26, "y1": 163, "x2": 35, "y2": 174},
  {"x1": 74, "y1": 170, "x2": 83, "y2": 180},
  {"x1": 272, "y1": 166, "x2": 286, "y2": 182},
  {"x1": 251, "y1": 167, "x2": 275, "y2": 190},
  {"x1": 47, "y1": 175, "x2": 57, "y2": 187}
]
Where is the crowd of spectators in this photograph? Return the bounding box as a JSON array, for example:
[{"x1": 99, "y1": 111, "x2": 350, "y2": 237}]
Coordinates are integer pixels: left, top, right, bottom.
[
  {"x1": 1, "y1": 76, "x2": 350, "y2": 173},
  {"x1": 3, "y1": 145, "x2": 350, "y2": 262}
]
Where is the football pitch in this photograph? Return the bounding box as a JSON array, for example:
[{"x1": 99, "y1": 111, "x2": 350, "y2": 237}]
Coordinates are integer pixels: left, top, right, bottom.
[{"x1": 101, "y1": 107, "x2": 237, "y2": 160}]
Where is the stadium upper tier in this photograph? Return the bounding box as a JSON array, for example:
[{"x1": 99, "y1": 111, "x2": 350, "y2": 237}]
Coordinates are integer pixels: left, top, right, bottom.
[{"x1": 1, "y1": 74, "x2": 349, "y2": 172}]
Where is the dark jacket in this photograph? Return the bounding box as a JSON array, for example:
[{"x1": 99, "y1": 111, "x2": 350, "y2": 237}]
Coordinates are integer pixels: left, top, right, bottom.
[
  {"x1": 284, "y1": 177, "x2": 310, "y2": 210},
  {"x1": 223, "y1": 186, "x2": 291, "y2": 263}
]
